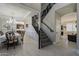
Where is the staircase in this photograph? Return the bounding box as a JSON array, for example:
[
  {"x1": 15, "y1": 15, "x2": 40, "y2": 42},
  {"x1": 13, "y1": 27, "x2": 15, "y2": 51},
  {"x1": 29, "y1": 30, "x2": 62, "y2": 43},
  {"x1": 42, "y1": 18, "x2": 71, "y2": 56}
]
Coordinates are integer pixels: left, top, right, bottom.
[
  {"x1": 39, "y1": 3, "x2": 55, "y2": 49},
  {"x1": 39, "y1": 28, "x2": 52, "y2": 48}
]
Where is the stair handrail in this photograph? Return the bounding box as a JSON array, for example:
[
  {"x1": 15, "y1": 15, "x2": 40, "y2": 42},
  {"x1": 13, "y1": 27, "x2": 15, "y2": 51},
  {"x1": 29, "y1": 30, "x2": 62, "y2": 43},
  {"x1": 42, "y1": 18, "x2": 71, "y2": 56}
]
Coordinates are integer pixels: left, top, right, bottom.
[{"x1": 41, "y1": 3, "x2": 55, "y2": 20}]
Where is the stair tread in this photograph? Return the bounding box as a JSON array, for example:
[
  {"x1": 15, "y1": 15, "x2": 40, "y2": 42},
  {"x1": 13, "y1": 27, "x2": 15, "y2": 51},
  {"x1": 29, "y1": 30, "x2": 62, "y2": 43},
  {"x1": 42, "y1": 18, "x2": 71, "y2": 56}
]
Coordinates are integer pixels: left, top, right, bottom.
[
  {"x1": 41, "y1": 42, "x2": 52, "y2": 48},
  {"x1": 40, "y1": 28, "x2": 52, "y2": 48}
]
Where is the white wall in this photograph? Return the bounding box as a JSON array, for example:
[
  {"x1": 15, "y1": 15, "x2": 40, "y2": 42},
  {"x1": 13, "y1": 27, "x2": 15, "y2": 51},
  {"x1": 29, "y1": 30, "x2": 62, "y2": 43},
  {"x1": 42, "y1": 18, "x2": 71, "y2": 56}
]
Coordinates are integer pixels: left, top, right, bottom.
[
  {"x1": 42, "y1": 3, "x2": 70, "y2": 42},
  {"x1": 55, "y1": 13, "x2": 61, "y2": 43},
  {"x1": 24, "y1": 12, "x2": 39, "y2": 42},
  {"x1": 24, "y1": 14, "x2": 32, "y2": 27}
]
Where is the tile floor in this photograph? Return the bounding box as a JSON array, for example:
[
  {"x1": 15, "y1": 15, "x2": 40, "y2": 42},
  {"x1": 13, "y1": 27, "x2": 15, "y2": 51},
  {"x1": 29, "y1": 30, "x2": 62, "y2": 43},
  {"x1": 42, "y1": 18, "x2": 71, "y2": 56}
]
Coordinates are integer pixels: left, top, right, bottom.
[{"x1": 0, "y1": 32, "x2": 78, "y2": 56}]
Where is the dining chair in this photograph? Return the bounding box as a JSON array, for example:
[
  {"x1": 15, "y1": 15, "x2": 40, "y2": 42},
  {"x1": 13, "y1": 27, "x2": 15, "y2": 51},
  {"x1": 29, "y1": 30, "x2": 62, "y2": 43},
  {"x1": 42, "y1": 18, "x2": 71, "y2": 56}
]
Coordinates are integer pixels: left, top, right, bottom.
[{"x1": 5, "y1": 31, "x2": 18, "y2": 50}]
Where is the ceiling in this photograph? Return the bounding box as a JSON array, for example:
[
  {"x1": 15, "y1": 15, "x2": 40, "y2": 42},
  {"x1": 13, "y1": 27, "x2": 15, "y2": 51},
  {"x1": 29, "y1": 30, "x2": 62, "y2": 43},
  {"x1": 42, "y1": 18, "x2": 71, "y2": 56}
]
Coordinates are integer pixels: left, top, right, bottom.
[
  {"x1": 0, "y1": 3, "x2": 40, "y2": 21},
  {"x1": 22, "y1": 3, "x2": 41, "y2": 11},
  {"x1": 56, "y1": 4, "x2": 77, "y2": 16}
]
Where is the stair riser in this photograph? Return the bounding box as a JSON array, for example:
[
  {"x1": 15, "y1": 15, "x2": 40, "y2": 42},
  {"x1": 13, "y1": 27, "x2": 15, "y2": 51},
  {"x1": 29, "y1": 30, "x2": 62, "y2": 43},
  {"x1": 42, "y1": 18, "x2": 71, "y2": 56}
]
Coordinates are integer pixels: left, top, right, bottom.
[
  {"x1": 40, "y1": 36, "x2": 48, "y2": 39},
  {"x1": 41, "y1": 38, "x2": 52, "y2": 43},
  {"x1": 40, "y1": 28, "x2": 52, "y2": 48}
]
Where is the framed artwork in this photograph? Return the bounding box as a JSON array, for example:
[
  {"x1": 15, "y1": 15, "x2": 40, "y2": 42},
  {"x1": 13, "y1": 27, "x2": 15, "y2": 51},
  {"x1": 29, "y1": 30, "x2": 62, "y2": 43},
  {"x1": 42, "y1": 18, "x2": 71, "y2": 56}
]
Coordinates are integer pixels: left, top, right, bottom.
[
  {"x1": 26, "y1": 24, "x2": 28, "y2": 27},
  {"x1": 17, "y1": 24, "x2": 24, "y2": 29},
  {"x1": 61, "y1": 25, "x2": 63, "y2": 30}
]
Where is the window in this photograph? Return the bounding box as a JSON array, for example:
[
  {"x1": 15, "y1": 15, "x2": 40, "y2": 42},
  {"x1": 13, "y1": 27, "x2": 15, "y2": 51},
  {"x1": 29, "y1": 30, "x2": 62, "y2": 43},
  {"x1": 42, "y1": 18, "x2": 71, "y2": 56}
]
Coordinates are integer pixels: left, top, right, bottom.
[{"x1": 66, "y1": 23, "x2": 77, "y2": 32}]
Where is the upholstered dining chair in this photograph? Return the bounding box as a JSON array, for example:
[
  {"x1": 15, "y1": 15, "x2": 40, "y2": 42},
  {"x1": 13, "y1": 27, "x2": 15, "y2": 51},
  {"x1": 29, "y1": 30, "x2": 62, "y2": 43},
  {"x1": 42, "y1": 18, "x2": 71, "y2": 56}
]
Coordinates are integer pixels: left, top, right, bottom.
[{"x1": 5, "y1": 31, "x2": 18, "y2": 50}]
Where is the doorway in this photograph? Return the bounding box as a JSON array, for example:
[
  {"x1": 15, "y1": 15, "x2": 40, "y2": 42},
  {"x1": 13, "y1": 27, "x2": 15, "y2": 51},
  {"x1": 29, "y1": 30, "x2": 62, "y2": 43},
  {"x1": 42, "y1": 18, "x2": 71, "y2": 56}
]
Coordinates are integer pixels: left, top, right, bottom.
[{"x1": 55, "y1": 3, "x2": 77, "y2": 49}]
